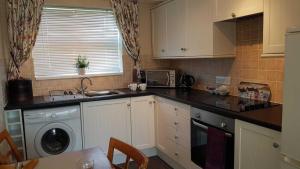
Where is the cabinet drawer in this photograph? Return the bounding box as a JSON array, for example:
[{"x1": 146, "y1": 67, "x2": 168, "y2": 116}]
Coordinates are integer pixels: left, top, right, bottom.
[
  {"x1": 174, "y1": 117, "x2": 190, "y2": 133},
  {"x1": 164, "y1": 138, "x2": 177, "y2": 158},
  {"x1": 165, "y1": 125, "x2": 190, "y2": 149},
  {"x1": 167, "y1": 141, "x2": 191, "y2": 168},
  {"x1": 174, "y1": 103, "x2": 190, "y2": 121},
  {"x1": 156, "y1": 97, "x2": 190, "y2": 118},
  {"x1": 176, "y1": 143, "x2": 191, "y2": 168}
]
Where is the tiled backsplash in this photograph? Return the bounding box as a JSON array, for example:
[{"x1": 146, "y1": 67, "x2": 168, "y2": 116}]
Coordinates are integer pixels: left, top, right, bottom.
[{"x1": 171, "y1": 14, "x2": 284, "y2": 103}]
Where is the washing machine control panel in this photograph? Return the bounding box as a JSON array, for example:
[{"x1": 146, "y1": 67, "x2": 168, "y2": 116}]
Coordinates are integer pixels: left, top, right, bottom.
[{"x1": 24, "y1": 106, "x2": 80, "y2": 124}]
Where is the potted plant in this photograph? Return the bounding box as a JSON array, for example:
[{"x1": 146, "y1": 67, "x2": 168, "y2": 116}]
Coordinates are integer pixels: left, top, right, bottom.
[{"x1": 76, "y1": 55, "x2": 89, "y2": 75}]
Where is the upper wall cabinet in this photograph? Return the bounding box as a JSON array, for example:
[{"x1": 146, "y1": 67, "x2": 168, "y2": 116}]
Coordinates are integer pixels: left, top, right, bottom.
[
  {"x1": 262, "y1": 0, "x2": 300, "y2": 57},
  {"x1": 152, "y1": 4, "x2": 167, "y2": 58},
  {"x1": 151, "y1": 0, "x2": 236, "y2": 59},
  {"x1": 165, "y1": 0, "x2": 186, "y2": 57},
  {"x1": 215, "y1": 0, "x2": 263, "y2": 22}
]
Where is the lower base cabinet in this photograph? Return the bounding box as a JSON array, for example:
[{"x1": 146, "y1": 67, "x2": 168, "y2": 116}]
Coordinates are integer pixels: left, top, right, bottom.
[
  {"x1": 234, "y1": 120, "x2": 281, "y2": 169},
  {"x1": 131, "y1": 96, "x2": 155, "y2": 150},
  {"x1": 82, "y1": 98, "x2": 132, "y2": 153},
  {"x1": 82, "y1": 96, "x2": 156, "y2": 155},
  {"x1": 155, "y1": 97, "x2": 191, "y2": 169}
]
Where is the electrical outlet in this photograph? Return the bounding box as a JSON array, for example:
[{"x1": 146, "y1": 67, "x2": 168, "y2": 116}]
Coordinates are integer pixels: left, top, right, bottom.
[{"x1": 216, "y1": 76, "x2": 231, "y2": 85}]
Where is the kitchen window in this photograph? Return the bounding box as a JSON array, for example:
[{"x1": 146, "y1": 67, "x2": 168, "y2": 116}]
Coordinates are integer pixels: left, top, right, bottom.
[{"x1": 32, "y1": 7, "x2": 123, "y2": 80}]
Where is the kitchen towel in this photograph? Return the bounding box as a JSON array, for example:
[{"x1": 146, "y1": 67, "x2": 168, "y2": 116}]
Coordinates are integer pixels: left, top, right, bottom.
[{"x1": 205, "y1": 127, "x2": 227, "y2": 169}]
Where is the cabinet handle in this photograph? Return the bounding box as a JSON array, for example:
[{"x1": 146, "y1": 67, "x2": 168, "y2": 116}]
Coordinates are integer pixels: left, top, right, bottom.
[
  {"x1": 161, "y1": 49, "x2": 165, "y2": 53},
  {"x1": 180, "y1": 48, "x2": 187, "y2": 51},
  {"x1": 231, "y1": 13, "x2": 236, "y2": 18},
  {"x1": 127, "y1": 103, "x2": 131, "y2": 107},
  {"x1": 174, "y1": 122, "x2": 178, "y2": 125},
  {"x1": 273, "y1": 142, "x2": 280, "y2": 149},
  {"x1": 174, "y1": 136, "x2": 179, "y2": 139},
  {"x1": 174, "y1": 108, "x2": 178, "y2": 111},
  {"x1": 174, "y1": 152, "x2": 179, "y2": 156}
]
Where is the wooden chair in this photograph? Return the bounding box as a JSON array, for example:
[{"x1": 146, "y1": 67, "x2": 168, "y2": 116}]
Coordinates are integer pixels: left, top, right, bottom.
[
  {"x1": 0, "y1": 129, "x2": 23, "y2": 164},
  {"x1": 107, "y1": 137, "x2": 149, "y2": 169},
  {"x1": 0, "y1": 159, "x2": 38, "y2": 169}
]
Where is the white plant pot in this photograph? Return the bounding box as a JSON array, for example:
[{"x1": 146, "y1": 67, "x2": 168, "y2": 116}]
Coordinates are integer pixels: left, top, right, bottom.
[{"x1": 78, "y1": 68, "x2": 86, "y2": 75}]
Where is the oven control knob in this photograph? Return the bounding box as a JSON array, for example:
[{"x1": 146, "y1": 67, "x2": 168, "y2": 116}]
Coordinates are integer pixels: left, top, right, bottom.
[{"x1": 220, "y1": 122, "x2": 227, "y2": 128}]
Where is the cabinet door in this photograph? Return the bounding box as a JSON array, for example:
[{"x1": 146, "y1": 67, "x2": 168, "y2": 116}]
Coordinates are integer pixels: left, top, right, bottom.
[
  {"x1": 233, "y1": 0, "x2": 263, "y2": 19},
  {"x1": 185, "y1": 0, "x2": 214, "y2": 57},
  {"x1": 263, "y1": 0, "x2": 300, "y2": 56},
  {"x1": 234, "y1": 120, "x2": 281, "y2": 169},
  {"x1": 215, "y1": 0, "x2": 235, "y2": 22},
  {"x1": 82, "y1": 98, "x2": 131, "y2": 152},
  {"x1": 131, "y1": 96, "x2": 155, "y2": 150},
  {"x1": 155, "y1": 98, "x2": 175, "y2": 154},
  {"x1": 215, "y1": 0, "x2": 263, "y2": 22},
  {"x1": 165, "y1": 0, "x2": 186, "y2": 57},
  {"x1": 151, "y1": 5, "x2": 167, "y2": 58}
]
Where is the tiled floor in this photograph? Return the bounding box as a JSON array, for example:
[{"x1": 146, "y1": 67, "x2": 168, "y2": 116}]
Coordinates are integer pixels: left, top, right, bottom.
[{"x1": 118, "y1": 156, "x2": 172, "y2": 169}]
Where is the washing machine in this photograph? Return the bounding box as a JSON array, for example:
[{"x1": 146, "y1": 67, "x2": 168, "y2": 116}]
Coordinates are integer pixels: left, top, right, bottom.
[{"x1": 24, "y1": 105, "x2": 82, "y2": 159}]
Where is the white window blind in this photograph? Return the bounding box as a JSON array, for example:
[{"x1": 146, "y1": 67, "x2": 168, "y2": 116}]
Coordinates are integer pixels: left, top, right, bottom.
[{"x1": 32, "y1": 7, "x2": 123, "y2": 80}]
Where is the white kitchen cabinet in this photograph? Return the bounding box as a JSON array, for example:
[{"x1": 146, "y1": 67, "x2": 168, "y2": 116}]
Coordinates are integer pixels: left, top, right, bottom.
[
  {"x1": 262, "y1": 0, "x2": 300, "y2": 57},
  {"x1": 151, "y1": 4, "x2": 167, "y2": 58},
  {"x1": 82, "y1": 98, "x2": 131, "y2": 153},
  {"x1": 215, "y1": 0, "x2": 263, "y2": 22},
  {"x1": 151, "y1": 0, "x2": 235, "y2": 59},
  {"x1": 131, "y1": 96, "x2": 155, "y2": 150},
  {"x1": 155, "y1": 97, "x2": 191, "y2": 168},
  {"x1": 165, "y1": 0, "x2": 186, "y2": 57},
  {"x1": 234, "y1": 120, "x2": 281, "y2": 169}
]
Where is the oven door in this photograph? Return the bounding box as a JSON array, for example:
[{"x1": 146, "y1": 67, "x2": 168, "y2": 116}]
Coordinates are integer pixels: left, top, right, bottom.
[
  {"x1": 191, "y1": 119, "x2": 234, "y2": 169},
  {"x1": 146, "y1": 70, "x2": 171, "y2": 87}
]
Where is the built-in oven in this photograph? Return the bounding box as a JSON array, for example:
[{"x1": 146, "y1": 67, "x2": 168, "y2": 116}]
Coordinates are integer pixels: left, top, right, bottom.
[{"x1": 191, "y1": 107, "x2": 235, "y2": 169}]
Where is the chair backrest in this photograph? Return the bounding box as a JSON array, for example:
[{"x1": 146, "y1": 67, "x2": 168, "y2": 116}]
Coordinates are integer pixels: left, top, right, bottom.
[
  {"x1": 0, "y1": 129, "x2": 23, "y2": 164},
  {"x1": 107, "y1": 137, "x2": 148, "y2": 169}
]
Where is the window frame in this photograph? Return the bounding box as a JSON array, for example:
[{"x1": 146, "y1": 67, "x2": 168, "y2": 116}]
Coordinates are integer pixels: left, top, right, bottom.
[{"x1": 32, "y1": 6, "x2": 124, "y2": 81}]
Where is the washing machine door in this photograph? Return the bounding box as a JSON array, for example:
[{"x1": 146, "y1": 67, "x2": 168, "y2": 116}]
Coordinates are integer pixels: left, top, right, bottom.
[{"x1": 35, "y1": 122, "x2": 76, "y2": 157}]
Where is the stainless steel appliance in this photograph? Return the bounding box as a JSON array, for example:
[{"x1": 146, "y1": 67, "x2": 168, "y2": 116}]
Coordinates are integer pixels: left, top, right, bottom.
[
  {"x1": 145, "y1": 70, "x2": 176, "y2": 88},
  {"x1": 191, "y1": 107, "x2": 235, "y2": 169}
]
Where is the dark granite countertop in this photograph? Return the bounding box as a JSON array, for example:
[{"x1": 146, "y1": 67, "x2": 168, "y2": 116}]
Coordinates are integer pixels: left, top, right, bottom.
[{"x1": 5, "y1": 88, "x2": 282, "y2": 131}]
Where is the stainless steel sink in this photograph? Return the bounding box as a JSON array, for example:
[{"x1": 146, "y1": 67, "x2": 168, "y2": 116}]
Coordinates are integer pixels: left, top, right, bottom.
[{"x1": 84, "y1": 90, "x2": 124, "y2": 97}]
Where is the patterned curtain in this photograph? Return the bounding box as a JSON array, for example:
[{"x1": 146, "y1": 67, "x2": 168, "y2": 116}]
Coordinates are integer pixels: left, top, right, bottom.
[
  {"x1": 7, "y1": 0, "x2": 45, "y2": 80},
  {"x1": 110, "y1": 0, "x2": 140, "y2": 66}
]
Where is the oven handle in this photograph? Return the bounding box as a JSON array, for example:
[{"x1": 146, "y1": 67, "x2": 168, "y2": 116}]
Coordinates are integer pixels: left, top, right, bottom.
[{"x1": 192, "y1": 120, "x2": 232, "y2": 137}]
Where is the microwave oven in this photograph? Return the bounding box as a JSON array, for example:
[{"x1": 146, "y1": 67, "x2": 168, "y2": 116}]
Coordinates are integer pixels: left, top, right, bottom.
[{"x1": 145, "y1": 70, "x2": 176, "y2": 88}]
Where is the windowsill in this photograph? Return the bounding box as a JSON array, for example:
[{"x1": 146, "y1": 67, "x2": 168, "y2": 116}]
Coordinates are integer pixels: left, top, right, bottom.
[{"x1": 35, "y1": 72, "x2": 123, "y2": 81}]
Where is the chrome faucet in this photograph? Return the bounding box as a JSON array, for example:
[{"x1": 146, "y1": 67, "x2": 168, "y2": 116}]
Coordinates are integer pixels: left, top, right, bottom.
[{"x1": 80, "y1": 77, "x2": 93, "y2": 94}]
